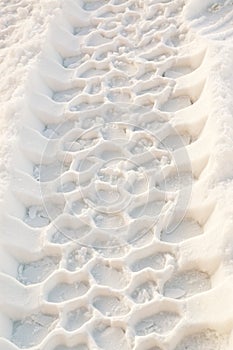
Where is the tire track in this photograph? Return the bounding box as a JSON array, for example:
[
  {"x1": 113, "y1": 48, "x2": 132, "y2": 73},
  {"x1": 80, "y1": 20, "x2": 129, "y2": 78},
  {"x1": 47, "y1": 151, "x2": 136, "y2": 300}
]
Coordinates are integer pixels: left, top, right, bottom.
[{"x1": 0, "y1": 0, "x2": 232, "y2": 349}]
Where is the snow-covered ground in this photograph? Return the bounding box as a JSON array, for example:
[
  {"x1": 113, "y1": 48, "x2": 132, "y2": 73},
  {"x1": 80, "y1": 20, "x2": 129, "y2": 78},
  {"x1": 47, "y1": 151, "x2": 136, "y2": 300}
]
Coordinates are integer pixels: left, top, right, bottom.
[{"x1": 1, "y1": 0, "x2": 233, "y2": 349}]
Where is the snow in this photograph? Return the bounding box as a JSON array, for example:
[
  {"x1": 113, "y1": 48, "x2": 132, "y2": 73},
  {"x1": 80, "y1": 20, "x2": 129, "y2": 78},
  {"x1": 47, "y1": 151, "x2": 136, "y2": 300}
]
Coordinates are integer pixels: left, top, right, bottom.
[{"x1": 1, "y1": 0, "x2": 233, "y2": 349}]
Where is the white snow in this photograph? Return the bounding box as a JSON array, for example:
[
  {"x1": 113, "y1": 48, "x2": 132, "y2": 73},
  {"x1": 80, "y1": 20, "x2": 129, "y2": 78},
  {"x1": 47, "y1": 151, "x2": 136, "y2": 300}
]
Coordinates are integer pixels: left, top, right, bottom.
[{"x1": 1, "y1": 0, "x2": 233, "y2": 349}]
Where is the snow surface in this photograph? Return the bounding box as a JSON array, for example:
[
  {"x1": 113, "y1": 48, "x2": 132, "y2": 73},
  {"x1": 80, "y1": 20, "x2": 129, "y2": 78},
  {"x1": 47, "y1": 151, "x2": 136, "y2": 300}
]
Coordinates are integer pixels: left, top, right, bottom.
[{"x1": 1, "y1": 0, "x2": 233, "y2": 349}]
